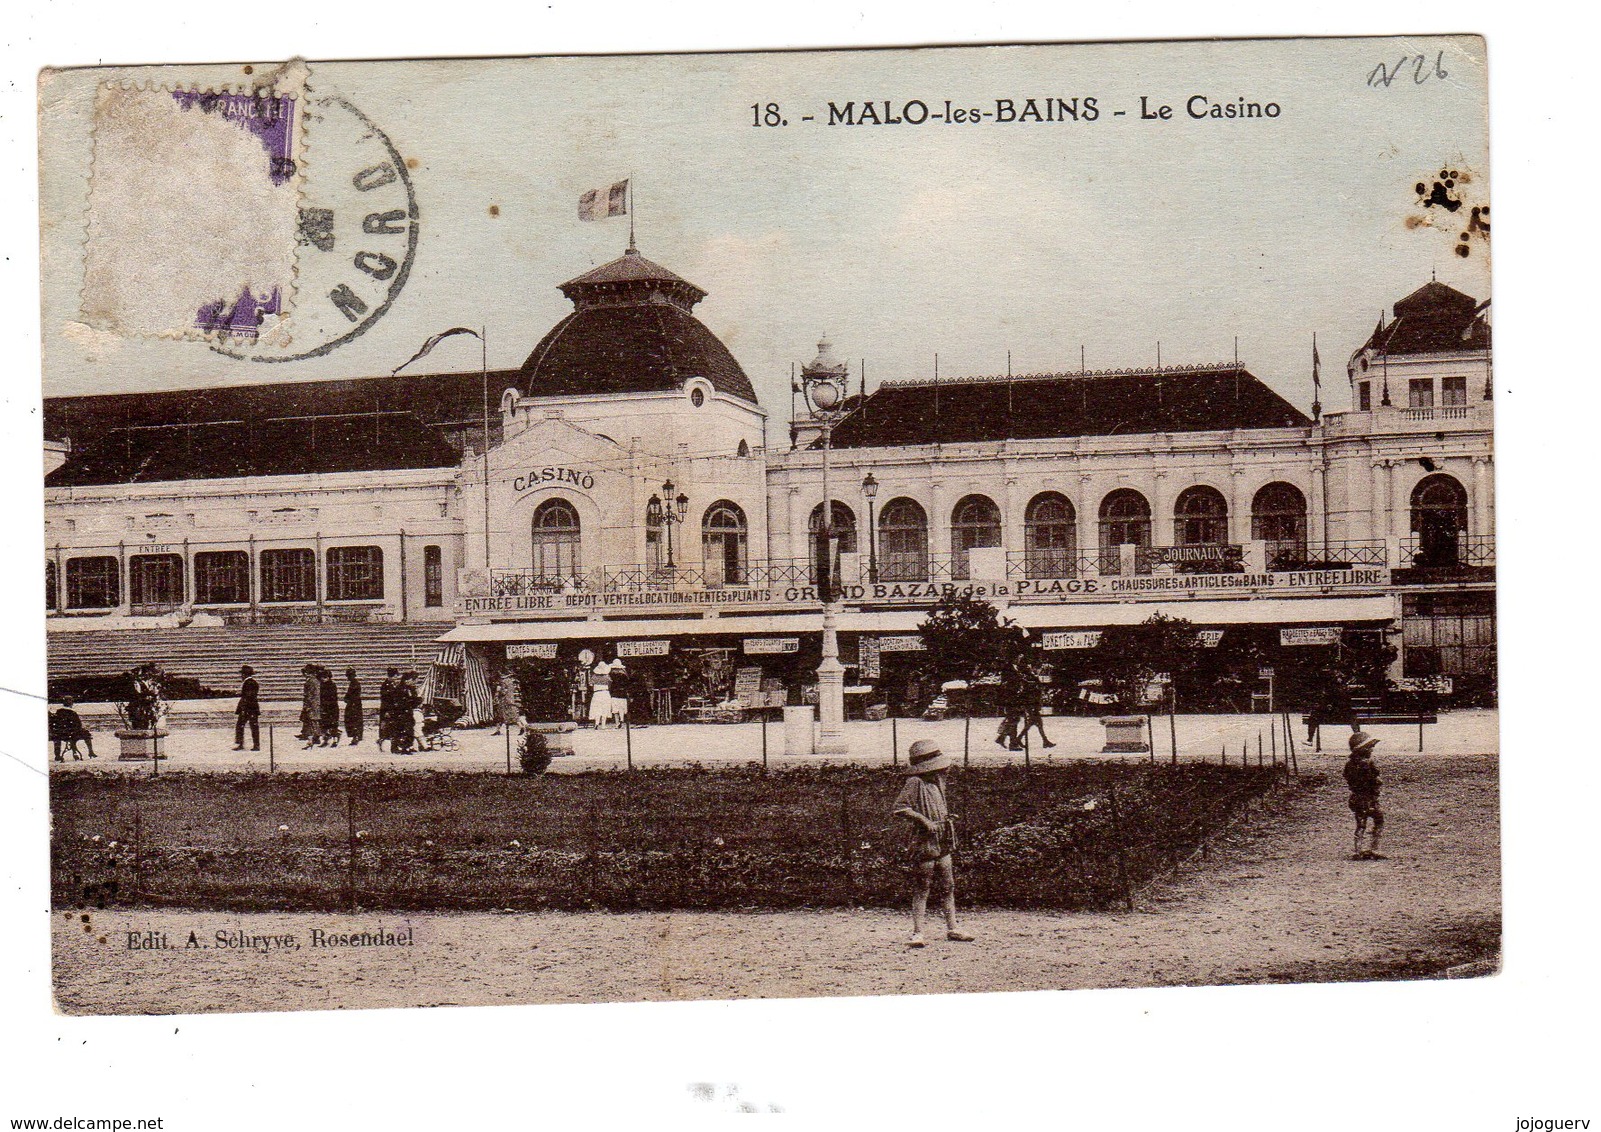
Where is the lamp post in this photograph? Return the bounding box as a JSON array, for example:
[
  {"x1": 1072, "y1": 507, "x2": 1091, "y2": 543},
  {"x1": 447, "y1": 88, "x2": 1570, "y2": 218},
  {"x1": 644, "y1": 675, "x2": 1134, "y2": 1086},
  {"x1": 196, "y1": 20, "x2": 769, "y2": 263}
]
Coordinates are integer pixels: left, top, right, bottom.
[
  {"x1": 648, "y1": 479, "x2": 689, "y2": 572},
  {"x1": 861, "y1": 472, "x2": 879, "y2": 584},
  {"x1": 800, "y1": 338, "x2": 850, "y2": 755}
]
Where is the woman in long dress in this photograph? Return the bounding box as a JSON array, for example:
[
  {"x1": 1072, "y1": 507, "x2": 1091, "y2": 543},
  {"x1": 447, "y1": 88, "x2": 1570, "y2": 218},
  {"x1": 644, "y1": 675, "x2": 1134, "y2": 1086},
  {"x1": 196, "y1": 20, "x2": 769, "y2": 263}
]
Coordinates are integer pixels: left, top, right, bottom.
[{"x1": 587, "y1": 661, "x2": 613, "y2": 728}]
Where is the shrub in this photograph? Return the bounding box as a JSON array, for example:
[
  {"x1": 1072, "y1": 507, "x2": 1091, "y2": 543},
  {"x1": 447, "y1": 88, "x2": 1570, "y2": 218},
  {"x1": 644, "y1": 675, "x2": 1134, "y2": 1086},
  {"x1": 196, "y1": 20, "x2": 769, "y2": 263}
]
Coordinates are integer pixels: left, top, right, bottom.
[{"x1": 518, "y1": 731, "x2": 552, "y2": 775}]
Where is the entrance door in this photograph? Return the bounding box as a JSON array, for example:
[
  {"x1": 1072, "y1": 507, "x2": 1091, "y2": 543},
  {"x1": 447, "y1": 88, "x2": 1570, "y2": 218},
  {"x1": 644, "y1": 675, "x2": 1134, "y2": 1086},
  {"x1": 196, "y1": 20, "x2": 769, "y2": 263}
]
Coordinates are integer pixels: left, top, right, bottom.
[{"x1": 129, "y1": 553, "x2": 184, "y2": 610}]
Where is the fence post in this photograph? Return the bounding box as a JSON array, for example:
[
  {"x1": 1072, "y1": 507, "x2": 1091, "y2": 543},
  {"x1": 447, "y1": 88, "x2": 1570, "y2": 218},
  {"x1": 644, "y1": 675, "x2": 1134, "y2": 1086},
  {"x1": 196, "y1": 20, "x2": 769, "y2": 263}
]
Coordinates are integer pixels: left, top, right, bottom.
[
  {"x1": 1270, "y1": 718, "x2": 1277, "y2": 765},
  {"x1": 1023, "y1": 729, "x2": 1031, "y2": 771},
  {"x1": 130, "y1": 781, "x2": 142, "y2": 904},
  {"x1": 891, "y1": 715, "x2": 898, "y2": 767},
  {"x1": 1285, "y1": 713, "x2": 1299, "y2": 778},
  {"x1": 1146, "y1": 712, "x2": 1154, "y2": 765},
  {"x1": 760, "y1": 712, "x2": 767, "y2": 772},
  {"x1": 345, "y1": 791, "x2": 357, "y2": 912},
  {"x1": 1169, "y1": 686, "x2": 1179, "y2": 766},
  {"x1": 625, "y1": 713, "x2": 634, "y2": 772},
  {"x1": 1106, "y1": 776, "x2": 1134, "y2": 913},
  {"x1": 962, "y1": 700, "x2": 971, "y2": 769},
  {"x1": 268, "y1": 723, "x2": 275, "y2": 773},
  {"x1": 505, "y1": 726, "x2": 513, "y2": 776},
  {"x1": 1258, "y1": 732, "x2": 1263, "y2": 767}
]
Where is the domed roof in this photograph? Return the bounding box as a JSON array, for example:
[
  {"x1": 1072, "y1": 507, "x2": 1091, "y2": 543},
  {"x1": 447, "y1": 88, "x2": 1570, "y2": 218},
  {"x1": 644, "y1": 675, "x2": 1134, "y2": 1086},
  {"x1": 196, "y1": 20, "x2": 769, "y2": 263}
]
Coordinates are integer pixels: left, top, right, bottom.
[{"x1": 519, "y1": 248, "x2": 756, "y2": 404}]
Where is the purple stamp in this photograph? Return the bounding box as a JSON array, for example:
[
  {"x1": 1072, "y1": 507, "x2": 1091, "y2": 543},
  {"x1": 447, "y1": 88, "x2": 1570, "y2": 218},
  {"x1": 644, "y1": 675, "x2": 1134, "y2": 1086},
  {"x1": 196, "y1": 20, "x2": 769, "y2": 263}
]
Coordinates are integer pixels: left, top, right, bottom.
[{"x1": 79, "y1": 67, "x2": 308, "y2": 344}]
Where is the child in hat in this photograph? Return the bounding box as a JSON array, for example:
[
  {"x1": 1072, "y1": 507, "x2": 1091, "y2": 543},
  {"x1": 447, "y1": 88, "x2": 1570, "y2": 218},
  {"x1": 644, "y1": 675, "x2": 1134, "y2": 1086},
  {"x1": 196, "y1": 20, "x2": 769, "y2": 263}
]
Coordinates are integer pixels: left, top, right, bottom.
[
  {"x1": 1343, "y1": 731, "x2": 1386, "y2": 860},
  {"x1": 891, "y1": 739, "x2": 975, "y2": 948}
]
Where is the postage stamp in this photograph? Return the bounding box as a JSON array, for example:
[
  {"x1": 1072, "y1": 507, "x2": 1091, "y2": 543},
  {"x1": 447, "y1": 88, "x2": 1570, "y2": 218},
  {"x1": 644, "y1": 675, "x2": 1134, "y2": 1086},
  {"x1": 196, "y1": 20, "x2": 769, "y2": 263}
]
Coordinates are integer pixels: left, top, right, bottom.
[
  {"x1": 78, "y1": 62, "x2": 308, "y2": 344},
  {"x1": 38, "y1": 37, "x2": 1495, "y2": 1020}
]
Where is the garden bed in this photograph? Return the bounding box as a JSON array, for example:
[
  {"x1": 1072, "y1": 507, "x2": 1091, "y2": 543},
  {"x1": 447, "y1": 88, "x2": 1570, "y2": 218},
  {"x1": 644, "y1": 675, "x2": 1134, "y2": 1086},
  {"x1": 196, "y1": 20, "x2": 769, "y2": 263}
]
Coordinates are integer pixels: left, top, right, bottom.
[{"x1": 51, "y1": 763, "x2": 1281, "y2": 913}]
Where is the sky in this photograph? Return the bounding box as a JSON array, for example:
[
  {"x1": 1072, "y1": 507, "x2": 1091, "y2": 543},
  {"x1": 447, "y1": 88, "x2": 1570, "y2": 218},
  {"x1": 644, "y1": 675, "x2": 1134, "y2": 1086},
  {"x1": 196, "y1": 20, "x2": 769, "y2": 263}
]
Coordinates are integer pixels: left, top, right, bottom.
[{"x1": 40, "y1": 36, "x2": 1490, "y2": 420}]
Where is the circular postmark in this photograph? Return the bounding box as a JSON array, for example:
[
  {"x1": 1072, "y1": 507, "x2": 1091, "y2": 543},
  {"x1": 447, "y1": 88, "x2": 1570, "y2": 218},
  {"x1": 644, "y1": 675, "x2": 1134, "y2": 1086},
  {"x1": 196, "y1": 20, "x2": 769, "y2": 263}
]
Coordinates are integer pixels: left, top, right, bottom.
[{"x1": 213, "y1": 94, "x2": 417, "y2": 362}]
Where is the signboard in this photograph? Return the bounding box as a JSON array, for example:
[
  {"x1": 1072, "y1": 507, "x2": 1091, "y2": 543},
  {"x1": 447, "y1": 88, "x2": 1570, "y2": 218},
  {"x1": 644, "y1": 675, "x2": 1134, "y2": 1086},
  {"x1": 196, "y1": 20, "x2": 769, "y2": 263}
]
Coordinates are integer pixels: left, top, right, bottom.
[
  {"x1": 1280, "y1": 627, "x2": 1342, "y2": 646},
  {"x1": 877, "y1": 635, "x2": 926, "y2": 653},
  {"x1": 733, "y1": 666, "x2": 763, "y2": 705},
  {"x1": 743, "y1": 637, "x2": 800, "y2": 655},
  {"x1": 1144, "y1": 544, "x2": 1242, "y2": 566},
  {"x1": 1198, "y1": 629, "x2": 1225, "y2": 647},
  {"x1": 510, "y1": 466, "x2": 596, "y2": 494},
  {"x1": 506, "y1": 642, "x2": 558, "y2": 660},
  {"x1": 462, "y1": 567, "x2": 1392, "y2": 615},
  {"x1": 858, "y1": 635, "x2": 881, "y2": 680},
  {"x1": 1042, "y1": 630, "x2": 1103, "y2": 650},
  {"x1": 616, "y1": 639, "x2": 671, "y2": 658}
]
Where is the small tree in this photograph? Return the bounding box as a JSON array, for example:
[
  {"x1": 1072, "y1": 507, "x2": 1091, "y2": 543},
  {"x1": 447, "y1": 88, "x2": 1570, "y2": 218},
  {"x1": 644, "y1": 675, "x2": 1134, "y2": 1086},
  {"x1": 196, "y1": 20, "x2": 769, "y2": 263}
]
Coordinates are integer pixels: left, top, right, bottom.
[
  {"x1": 917, "y1": 591, "x2": 1029, "y2": 688},
  {"x1": 1098, "y1": 613, "x2": 1199, "y2": 712}
]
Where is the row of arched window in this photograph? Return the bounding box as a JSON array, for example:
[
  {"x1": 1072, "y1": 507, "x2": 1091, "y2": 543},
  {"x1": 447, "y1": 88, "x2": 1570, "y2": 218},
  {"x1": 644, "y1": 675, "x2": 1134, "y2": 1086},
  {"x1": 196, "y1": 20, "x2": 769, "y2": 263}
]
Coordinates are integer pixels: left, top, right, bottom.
[{"x1": 523, "y1": 472, "x2": 1472, "y2": 584}]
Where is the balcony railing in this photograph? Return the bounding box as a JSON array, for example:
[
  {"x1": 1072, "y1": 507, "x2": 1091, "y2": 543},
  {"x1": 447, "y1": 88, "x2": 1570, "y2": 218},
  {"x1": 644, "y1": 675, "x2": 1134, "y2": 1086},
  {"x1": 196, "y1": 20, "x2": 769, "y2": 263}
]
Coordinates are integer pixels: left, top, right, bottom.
[
  {"x1": 1267, "y1": 541, "x2": 1390, "y2": 570},
  {"x1": 1399, "y1": 536, "x2": 1494, "y2": 569},
  {"x1": 1005, "y1": 550, "x2": 1101, "y2": 580},
  {"x1": 1402, "y1": 405, "x2": 1470, "y2": 422}
]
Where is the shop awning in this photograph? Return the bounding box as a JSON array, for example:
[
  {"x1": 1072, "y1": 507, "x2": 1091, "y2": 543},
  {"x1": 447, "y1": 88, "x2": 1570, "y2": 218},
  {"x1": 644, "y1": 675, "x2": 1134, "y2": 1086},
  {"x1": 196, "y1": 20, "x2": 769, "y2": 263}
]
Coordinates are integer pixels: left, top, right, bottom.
[
  {"x1": 1005, "y1": 594, "x2": 1399, "y2": 628},
  {"x1": 435, "y1": 594, "x2": 1397, "y2": 644},
  {"x1": 435, "y1": 610, "x2": 932, "y2": 643}
]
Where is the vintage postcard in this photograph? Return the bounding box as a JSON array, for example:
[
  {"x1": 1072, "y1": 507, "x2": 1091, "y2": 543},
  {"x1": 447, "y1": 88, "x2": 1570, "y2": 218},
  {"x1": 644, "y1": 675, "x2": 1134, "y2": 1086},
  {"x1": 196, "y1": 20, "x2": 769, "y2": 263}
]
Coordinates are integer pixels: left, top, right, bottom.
[{"x1": 39, "y1": 37, "x2": 1495, "y2": 1016}]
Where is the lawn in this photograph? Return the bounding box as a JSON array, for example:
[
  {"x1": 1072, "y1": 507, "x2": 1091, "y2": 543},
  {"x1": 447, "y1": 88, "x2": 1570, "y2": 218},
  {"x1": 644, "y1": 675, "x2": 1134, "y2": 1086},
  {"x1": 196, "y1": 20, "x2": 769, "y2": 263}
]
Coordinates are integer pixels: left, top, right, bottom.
[{"x1": 52, "y1": 762, "x2": 1281, "y2": 912}]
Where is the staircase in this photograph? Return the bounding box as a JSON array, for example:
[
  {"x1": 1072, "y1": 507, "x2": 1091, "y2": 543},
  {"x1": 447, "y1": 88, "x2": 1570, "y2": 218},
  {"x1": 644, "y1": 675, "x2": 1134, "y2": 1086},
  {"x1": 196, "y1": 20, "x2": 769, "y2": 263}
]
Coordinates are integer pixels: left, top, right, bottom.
[{"x1": 47, "y1": 622, "x2": 450, "y2": 702}]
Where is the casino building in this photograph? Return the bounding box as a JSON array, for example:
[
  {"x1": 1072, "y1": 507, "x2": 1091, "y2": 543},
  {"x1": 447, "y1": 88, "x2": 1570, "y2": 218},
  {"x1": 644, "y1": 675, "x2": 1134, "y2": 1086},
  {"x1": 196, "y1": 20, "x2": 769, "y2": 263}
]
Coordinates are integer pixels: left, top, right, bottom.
[{"x1": 44, "y1": 247, "x2": 1495, "y2": 715}]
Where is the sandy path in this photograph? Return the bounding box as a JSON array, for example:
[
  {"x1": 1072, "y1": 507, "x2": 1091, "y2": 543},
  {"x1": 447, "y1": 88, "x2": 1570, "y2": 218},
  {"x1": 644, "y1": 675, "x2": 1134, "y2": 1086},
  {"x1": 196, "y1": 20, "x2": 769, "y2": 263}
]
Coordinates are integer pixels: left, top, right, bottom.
[{"x1": 51, "y1": 752, "x2": 1499, "y2": 1015}]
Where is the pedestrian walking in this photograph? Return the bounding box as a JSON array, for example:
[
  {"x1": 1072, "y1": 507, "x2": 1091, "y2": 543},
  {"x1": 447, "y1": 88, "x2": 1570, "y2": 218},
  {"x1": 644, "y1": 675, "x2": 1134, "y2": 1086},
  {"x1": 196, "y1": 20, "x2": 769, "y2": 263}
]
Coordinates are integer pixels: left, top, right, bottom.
[
  {"x1": 994, "y1": 669, "x2": 1022, "y2": 750},
  {"x1": 493, "y1": 670, "x2": 520, "y2": 736},
  {"x1": 376, "y1": 667, "x2": 400, "y2": 751},
  {"x1": 318, "y1": 667, "x2": 341, "y2": 747},
  {"x1": 343, "y1": 667, "x2": 364, "y2": 746},
  {"x1": 232, "y1": 665, "x2": 260, "y2": 751},
  {"x1": 391, "y1": 671, "x2": 420, "y2": 753},
  {"x1": 1015, "y1": 664, "x2": 1056, "y2": 750},
  {"x1": 1343, "y1": 731, "x2": 1386, "y2": 860},
  {"x1": 300, "y1": 664, "x2": 323, "y2": 749},
  {"x1": 891, "y1": 739, "x2": 975, "y2": 948},
  {"x1": 49, "y1": 696, "x2": 96, "y2": 761}
]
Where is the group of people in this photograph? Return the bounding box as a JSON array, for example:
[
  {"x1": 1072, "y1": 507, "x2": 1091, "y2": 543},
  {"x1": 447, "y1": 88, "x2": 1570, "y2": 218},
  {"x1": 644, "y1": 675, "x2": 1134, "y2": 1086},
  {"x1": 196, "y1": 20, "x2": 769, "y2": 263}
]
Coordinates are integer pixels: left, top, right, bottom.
[
  {"x1": 295, "y1": 665, "x2": 368, "y2": 749},
  {"x1": 994, "y1": 660, "x2": 1055, "y2": 752}
]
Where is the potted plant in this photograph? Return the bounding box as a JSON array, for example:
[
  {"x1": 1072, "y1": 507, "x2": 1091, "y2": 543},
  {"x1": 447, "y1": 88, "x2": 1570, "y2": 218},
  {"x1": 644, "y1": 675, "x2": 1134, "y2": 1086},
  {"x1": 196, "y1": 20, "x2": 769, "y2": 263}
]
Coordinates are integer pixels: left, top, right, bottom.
[{"x1": 113, "y1": 663, "x2": 170, "y2": 761}]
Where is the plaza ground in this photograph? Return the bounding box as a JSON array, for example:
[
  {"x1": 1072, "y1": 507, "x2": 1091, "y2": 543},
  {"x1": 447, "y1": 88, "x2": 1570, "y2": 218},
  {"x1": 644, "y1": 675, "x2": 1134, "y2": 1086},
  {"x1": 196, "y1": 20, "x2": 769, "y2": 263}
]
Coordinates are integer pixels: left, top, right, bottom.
[
  {"x1": 49, "y1": 706, "x2": 1499, "y2": 774},
  {"x1": 49, "y1": 747, "x2": 1499, "y2": 1014}
]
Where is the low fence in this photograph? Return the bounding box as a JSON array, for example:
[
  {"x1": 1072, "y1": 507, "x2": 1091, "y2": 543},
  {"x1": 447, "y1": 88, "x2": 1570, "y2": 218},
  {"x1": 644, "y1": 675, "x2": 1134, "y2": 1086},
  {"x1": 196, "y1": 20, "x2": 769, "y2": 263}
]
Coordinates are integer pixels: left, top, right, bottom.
[{"x1": 51, "y1": 763, "x2": 1283, "y2": 914}]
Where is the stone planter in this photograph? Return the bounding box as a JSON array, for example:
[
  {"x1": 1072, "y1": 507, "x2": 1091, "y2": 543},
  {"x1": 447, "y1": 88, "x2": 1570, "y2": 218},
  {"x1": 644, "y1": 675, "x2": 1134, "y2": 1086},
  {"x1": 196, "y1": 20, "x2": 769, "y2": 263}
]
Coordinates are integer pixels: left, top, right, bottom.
[
  {"x1": 114, "y1": 728, "x2": 170, "y2": 761},
  {"x1": 1099, "y1": 716, "x2": 1150, "y2": 754}
]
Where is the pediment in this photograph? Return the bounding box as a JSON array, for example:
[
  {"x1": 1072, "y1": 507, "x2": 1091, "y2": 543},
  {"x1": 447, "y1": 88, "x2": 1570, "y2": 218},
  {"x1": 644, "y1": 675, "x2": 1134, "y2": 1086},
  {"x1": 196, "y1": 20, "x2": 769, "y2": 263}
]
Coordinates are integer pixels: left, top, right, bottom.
[{"x1": 493, "y1": 417, "x2": 627, "y2": 466}]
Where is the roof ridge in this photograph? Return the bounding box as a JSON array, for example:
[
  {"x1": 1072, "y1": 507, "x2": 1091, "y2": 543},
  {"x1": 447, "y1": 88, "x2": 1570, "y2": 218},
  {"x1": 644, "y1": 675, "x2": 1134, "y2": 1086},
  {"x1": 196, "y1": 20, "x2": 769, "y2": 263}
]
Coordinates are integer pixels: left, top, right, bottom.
[{"x1": 878, "y1": 362, "x2": 1242, "y2": 390}]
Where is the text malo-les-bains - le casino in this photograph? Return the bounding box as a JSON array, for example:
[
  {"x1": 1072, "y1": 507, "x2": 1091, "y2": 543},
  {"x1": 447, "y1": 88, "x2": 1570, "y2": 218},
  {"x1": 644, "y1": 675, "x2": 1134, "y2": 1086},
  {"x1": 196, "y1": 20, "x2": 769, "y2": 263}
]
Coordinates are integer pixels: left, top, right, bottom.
[{"x1": 749, "y1": 96, "x2": 1282, "y2": 128}]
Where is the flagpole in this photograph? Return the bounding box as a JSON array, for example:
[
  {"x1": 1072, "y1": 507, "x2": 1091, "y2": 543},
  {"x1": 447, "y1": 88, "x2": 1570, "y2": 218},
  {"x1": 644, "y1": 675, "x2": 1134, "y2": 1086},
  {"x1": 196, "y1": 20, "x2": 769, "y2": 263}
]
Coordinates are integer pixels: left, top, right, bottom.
[
  {"x1": 628, "y1": 176, "x2": 636, "y2": 251},
  {"x1": 481, "y1": 326, "x2": 491, "y2": 570}
]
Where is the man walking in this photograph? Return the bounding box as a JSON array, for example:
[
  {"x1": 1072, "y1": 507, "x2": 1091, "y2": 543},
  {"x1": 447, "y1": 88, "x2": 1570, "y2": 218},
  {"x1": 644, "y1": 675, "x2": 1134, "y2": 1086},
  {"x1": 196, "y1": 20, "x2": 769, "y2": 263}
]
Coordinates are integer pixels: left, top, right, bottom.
[
  {"x1": 343, "y1": 667, "x2": 364, "y2": 746},
  {"x1": 377, "y1": 667, "x2": 400, "y2": 751},
  {"x1": 1015, "y1": 662, "x2": 1056, "y2": 751},
  {"x1": 1343, "y1": 731, "x2": 1386, "y2": 860},
  {"x1": 233, "y1": 665, "x2": 260, "y2": 751},
  {"x1": 891, "y1": 739, "x2": 975, "y2": 948},
  {"x1": 318, "y1": 667, "x2": 341, "y2": 747}
]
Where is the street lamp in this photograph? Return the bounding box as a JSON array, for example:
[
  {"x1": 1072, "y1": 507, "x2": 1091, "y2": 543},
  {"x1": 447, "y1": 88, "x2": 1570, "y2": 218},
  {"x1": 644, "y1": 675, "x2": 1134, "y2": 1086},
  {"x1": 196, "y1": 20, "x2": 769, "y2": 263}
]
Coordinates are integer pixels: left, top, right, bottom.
[
  {"x1": 648, "y1": 479, "x2": 689, "y2": 571},
  {"x1": 799, "y1": 338, "x2": 851, "y2": 755},
  {"x1": 861, "y1": 472, "x2": 880, "y2": 584}
]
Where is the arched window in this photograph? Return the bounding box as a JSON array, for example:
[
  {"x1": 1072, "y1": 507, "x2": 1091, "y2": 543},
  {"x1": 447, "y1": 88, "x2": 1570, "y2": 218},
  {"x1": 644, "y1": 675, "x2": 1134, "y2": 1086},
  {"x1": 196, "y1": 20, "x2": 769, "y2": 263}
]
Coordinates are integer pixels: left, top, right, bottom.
[
  {"x1": 1099, "y1": 489, "x2": 1151, "y2": 574},
  {"x1": 1252, "y1": 482, "x2": 1308, "y2": 569},
  {"x1": 532, "y1": 498, "x2": 582, "y2": 582},
  {"x1": 736, "y1": 438, "x2": 750, "y2": 457},
  {"x1": 702, "y1": 500, "x2": 748, "y2": 585},
  {"x1": 1024, "y1": 492, "x2": 1077, "y2": 578},
  {"x1": 1411, "y1": 474, "x2": 1468, "y2": 567},
  {"x1": 808, "y1": 501, "x2": 858, "y2": 584},
  {"x1": 878, "y1": 497, "x2": 928, "y2": 582},
  {"x1": 1174, "y1": 485, "x2": 1229, "y2": 546},
  {"x1": 951, "y1": 494, "x2": 1002, "y2": 580}
]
